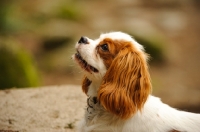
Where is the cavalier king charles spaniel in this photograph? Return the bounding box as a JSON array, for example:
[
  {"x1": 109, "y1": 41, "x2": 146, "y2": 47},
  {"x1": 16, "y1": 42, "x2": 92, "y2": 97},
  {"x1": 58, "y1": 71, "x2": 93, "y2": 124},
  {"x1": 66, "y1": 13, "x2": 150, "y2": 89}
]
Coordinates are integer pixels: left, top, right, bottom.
[{"x1": 72, "y1": 32, "x2": 200, "y2": 132}]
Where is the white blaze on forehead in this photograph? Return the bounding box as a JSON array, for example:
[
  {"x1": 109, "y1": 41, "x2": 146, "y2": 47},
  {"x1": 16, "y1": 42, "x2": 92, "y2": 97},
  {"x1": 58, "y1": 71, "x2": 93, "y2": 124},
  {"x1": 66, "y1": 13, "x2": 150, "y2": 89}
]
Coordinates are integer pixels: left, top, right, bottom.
[{"x1": 99, "y1": 31, "x2": 144, "y2": 51}]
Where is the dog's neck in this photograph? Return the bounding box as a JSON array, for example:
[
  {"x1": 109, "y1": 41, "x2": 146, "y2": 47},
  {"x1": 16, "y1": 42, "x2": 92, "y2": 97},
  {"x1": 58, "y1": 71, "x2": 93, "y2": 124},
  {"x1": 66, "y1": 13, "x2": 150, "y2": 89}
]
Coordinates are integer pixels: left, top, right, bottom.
[
  {"x1": 85, "y1": 80, "x2": 104, "y2": 123},
  {"x1": 87, "y1": 80, "x2": 101, "y2": 97}
]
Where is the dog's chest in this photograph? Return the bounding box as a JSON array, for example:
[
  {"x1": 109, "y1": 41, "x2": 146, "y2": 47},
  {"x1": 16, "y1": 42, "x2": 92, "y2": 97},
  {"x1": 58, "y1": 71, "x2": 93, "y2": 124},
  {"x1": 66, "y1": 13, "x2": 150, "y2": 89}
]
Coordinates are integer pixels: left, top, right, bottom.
[
  {"x1": 84, "y1": 96, "x2": 125, "y2": 131},
  {"x1": 85, "y1": 96, "x2": 113, "y2": 122},
  {"x1": 85, "y1": 96, "x2": 103, "y2": 121}
]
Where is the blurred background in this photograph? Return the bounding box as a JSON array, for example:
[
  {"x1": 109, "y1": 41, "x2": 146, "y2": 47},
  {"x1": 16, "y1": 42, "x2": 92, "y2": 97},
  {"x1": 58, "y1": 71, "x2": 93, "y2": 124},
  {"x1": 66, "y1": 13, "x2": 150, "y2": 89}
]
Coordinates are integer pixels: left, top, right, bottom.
[{"x1": 0, "y1": 0, "x2": 200, "y2": 111}]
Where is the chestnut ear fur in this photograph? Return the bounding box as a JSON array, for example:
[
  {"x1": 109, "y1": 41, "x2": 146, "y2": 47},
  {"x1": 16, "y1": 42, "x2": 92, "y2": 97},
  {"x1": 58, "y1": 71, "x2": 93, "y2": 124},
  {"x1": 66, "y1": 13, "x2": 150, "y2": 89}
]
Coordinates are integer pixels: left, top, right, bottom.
[
  {"x1": 82, "y1": 76, "x2": 92, "y2": 94},
  {"x1": 98, "y1": 45, "x2": 152, "y2": 119}
]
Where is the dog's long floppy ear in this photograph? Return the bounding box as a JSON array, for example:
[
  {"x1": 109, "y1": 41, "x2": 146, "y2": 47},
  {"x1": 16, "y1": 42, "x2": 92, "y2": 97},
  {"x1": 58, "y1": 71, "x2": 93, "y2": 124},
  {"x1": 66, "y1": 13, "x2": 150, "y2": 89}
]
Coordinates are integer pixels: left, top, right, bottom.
[
  {"x1": 98, "y1": 45, "x2": 151, "y2": 119},
  {"x1": 82, "y1": 76, "x2": 92, "y2": 95}
]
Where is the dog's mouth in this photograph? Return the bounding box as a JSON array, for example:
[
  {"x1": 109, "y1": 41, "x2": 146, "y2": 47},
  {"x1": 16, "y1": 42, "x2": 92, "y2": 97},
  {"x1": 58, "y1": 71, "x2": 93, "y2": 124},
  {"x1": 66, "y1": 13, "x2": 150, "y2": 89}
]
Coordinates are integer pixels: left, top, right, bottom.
[{"x1": 75, "y1": 52, "x2": 99, "y2": 73}]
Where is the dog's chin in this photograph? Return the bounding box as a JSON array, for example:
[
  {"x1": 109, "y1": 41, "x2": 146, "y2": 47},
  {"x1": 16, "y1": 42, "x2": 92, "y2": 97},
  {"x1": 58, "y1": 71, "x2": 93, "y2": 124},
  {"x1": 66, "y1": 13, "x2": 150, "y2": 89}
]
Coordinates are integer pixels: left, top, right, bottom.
[{"x1": 74, "y1": 52, "x2": 99, "y2": 73}]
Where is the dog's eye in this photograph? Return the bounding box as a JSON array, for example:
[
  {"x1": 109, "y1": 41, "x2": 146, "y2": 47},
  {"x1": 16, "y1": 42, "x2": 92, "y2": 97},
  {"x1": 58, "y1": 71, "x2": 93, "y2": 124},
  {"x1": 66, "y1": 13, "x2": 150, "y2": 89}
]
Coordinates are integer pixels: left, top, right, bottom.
[{"x1": 100, "y1": 44, "x2": 109, "y2": 51}]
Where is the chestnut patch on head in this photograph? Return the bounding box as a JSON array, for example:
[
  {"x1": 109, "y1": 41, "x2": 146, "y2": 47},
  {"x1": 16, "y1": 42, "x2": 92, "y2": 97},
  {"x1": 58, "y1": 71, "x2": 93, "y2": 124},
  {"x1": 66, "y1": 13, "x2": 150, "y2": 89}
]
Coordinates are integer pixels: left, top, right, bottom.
[
  {"x1": 97, "y1": 38, "x2": 132, "y2": 69},
  {"x1": 82, "y1": 76, "x2": 92, "y2": 94}
]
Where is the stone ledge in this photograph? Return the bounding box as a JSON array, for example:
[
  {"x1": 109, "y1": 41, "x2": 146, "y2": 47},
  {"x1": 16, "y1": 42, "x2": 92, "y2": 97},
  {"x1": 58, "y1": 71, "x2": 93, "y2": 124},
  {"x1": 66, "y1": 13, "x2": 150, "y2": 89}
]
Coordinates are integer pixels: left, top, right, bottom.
[{"x1": 0, "y1": 85, "x2": 86, "y2": 132}]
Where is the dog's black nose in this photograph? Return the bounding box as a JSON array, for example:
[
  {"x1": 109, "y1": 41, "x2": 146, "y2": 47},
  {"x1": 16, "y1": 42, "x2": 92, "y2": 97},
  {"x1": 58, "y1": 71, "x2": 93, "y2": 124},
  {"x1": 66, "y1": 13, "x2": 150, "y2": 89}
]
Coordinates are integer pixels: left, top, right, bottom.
[{"x1": 78, "y1": 36, "x2": 88, "y2": 44}]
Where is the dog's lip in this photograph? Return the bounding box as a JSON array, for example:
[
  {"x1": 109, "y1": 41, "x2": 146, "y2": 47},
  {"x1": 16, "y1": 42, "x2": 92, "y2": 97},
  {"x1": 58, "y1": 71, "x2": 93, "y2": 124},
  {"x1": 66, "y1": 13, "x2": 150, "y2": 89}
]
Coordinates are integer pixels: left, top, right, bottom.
[{"x1": 75, "y1": 52, "x2": 99, "y2": 73}]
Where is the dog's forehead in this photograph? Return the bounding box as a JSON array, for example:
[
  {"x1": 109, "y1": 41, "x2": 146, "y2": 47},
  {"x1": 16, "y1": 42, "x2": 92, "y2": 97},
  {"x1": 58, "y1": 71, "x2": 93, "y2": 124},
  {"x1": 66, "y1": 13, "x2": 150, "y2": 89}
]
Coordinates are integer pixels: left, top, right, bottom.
[
  {"x1": 98, "y1": 32, "x2": 144, "y2": 51},
  {"x1": 99, "y1": 32, "x2": 133, "y2": 41}
]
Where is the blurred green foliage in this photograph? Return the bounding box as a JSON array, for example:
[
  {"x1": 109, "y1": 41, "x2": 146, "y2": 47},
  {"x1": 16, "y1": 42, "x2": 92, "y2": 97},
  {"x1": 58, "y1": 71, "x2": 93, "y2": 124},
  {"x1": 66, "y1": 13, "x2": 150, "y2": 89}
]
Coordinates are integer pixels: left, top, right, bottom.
[
  {"x1": 0, "y1": 1, "x2": 11, "y2": 33},
  {"x1": 0, "y1": 0, "x2": 83, "y2": 88},
  {"x1": 0, "y1": 0, "x2": 168, "y2": 88},
  {"x1": 0, "y1": 40, "x2": 40, "y2": 89},
  {"x1": 128, "y1": 32, "x2": 165, "y2": 63},
  {"x1": 55, "y1": 5, "x2": 81, "y2": 21},
  {"x1": 0, "y1": 1, "x2": 27, "y2": 34},
  {"x1": 0, "y1": 0, "x2": 82, "y2": 35},
  {"x1": 134, "y1": 36, "x2": 165, "y2": 63}
]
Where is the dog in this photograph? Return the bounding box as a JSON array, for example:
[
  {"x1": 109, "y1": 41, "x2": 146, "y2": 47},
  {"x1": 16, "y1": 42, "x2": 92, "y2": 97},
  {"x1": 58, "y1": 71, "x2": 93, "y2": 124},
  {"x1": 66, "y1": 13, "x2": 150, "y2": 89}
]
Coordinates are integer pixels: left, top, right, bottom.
[{"x1": 72, "y1": 32, "x2": 200, "y2": 132}]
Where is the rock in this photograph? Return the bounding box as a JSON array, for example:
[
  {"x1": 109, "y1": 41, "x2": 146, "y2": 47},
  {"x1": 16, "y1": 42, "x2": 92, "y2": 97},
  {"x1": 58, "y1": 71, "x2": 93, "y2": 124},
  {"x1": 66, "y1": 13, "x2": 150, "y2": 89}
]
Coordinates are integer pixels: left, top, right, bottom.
[{"x1": 0, "y1": 85, "x2": 86, "y2": 132}]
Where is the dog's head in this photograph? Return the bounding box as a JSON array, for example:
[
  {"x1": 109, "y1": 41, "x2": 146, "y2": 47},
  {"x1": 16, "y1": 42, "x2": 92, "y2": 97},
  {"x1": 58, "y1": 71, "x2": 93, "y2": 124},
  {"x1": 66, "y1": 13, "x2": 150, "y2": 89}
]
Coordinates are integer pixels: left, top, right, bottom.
[{"x1": 73, "y1": 32, "x2": 151, "y2": 119}]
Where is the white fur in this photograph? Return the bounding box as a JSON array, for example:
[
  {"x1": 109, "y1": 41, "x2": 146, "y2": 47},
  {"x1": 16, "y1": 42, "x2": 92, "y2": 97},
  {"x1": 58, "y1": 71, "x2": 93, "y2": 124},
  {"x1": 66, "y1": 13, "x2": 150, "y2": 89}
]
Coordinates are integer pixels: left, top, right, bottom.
[
  {"x1": 74, "y1": 32, "x2": 200, "y2": 132},
  {"x1": 77, "y1": 95, "x2": 200, "y2": 132},
  {"x1": 75, "y1": 36, "x2": 106, "y2": 83},
  {"x1": 100, "y1": 32, "x2": 144, "y2": 51}
]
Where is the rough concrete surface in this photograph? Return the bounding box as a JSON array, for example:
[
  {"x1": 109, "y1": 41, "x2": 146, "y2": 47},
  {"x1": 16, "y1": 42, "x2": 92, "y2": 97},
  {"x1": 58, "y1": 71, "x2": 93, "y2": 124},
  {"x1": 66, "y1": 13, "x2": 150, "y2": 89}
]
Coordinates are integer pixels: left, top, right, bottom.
[{"x1": 0, "y1": 85, "x2": 86, "y2": 132}]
